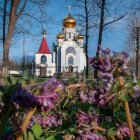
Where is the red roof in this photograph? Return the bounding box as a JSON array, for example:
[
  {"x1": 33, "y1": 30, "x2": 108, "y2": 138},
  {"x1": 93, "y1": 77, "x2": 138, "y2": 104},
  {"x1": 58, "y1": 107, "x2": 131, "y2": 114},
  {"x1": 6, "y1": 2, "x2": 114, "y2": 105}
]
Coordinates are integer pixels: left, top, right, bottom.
[{"x1": 37, "y1": 37, "x2": 50, "y2": 54}]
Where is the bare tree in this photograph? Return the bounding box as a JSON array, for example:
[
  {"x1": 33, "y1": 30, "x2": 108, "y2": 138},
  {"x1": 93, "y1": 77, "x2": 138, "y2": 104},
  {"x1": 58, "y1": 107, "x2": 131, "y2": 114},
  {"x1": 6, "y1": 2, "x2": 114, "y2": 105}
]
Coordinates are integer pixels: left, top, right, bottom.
[
  {"x1": 72, "y1": 0, "x2": 95, "y2": 78},
  {"x1": 125, "y1": 0, "x2": 140, "y2": 79},
  {"x1": 73, "y1": 0, "x2": 127, "y2": 78},
  {"x1": 95, "y1": 0, "x2": 127, "y2": 56},
  {"x1": 0, "y1": 0, "x2": 49, "y2": 77}
]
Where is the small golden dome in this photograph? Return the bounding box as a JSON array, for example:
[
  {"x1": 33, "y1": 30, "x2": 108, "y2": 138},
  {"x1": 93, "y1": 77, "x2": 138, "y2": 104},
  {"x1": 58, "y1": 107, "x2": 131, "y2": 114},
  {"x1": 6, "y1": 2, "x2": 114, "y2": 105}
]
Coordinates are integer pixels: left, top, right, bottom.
[
  {"x1": 77, "y1": 34, "x2": 83, "y2": 40},
  {"x1": 57, "y1": 33, "x2": 64, "y2": 39},
  {"x1": 63, "y1": 14, "x2": 76, "y2": 28}
]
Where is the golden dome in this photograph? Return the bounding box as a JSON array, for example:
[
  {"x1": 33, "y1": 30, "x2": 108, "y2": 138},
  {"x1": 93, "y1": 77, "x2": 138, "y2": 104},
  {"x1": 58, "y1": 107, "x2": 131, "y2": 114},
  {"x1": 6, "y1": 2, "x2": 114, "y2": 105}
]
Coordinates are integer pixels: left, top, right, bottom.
[
  {"x1": 57, "y1": 33, "x2": 64, "y2": 39},
  {"x1": 77, "y1": 34, "x2": 83, "y2": 40},
  {"x1": 63, "y1": 14, "x2": 76, "y2": 28}
]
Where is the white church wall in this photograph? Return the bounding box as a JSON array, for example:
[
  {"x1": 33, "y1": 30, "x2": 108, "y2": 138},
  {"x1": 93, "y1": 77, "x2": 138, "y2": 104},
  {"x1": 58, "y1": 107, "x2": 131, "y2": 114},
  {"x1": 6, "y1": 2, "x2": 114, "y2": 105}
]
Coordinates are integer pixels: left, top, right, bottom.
[
  {"x1": 60, "y1": 50, "x2": 66, "y2": 72},
  {"x1": 35, "y1": 53, "x2": 56, "y2": 76},
  {"x1": 46, "y1": 63, "x2": 56, "y2": 76},
  {"x1": 35, "y1": 54, "x2": 52, "y2": 64}
]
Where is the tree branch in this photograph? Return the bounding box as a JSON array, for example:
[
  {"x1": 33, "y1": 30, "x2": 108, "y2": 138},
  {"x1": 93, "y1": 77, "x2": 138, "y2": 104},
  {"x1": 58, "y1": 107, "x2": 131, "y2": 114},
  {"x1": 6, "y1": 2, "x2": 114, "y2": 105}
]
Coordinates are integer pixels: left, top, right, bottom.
[
  {"x1": 19, "y1": 13, "x2": 45, "y2": 22},
  {"x1": 16, "y1": 0, "x2": 27, "y2": 20},
  {"x1": 104, "y1": 14, "x2": 127, "y2": 27}
]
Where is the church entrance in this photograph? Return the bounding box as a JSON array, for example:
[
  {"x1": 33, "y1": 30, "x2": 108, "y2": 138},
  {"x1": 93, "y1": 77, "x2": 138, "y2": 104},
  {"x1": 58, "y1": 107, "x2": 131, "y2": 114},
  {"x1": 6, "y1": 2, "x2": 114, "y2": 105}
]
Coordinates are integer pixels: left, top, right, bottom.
[
  {"x1": 68, "y1": 65, "x2": 73, "y2": 73},
  {"x1": 40, "y1": 67, "x2": 46, "y2": 77}
]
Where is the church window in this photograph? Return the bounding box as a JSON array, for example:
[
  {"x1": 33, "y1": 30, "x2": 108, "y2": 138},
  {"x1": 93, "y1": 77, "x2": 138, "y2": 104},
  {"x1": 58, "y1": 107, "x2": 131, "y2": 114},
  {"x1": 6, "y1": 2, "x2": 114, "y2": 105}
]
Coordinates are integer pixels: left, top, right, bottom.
[
  {"x1": 69, "y1": 33, "x2": 71, "y2": 38},
  {"x1": 68, "y1": 56, "x2": 73, "y2": 65},
  {"x1": 66, "y1": 47, "x2": 75, "y2": 55},
  {"x1": 41, "y1": 55, "x2": 47, "y2": 63}
]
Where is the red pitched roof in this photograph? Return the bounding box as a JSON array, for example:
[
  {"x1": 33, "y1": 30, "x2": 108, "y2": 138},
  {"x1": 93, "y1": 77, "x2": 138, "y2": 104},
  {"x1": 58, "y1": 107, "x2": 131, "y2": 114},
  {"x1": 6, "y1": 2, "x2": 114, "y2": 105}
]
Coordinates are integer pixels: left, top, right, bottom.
[{"x1": 37, "y1": 37, "x2": 50, "y2": 54}]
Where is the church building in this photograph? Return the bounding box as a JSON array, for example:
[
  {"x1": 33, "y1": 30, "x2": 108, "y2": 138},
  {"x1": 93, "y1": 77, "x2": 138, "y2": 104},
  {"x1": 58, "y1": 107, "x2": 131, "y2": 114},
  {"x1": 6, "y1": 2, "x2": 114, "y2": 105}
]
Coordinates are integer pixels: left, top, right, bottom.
[
  {"x1": 35, "y1": 30, "x2": 56, "y2": 77},
  {"x1": 54, "y1": 14, "x2": 86, "y2": 74},
  {"x1": 35, "y1": 14, "x2": 86, "y2": 77}
]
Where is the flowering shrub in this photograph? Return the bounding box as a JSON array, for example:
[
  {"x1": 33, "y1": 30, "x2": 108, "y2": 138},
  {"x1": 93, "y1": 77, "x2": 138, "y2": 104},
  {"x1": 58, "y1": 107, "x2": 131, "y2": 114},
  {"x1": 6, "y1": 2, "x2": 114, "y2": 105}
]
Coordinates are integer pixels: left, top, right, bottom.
[{"x1": 0, "y1": 47, "x2": 140, "y2": 140}]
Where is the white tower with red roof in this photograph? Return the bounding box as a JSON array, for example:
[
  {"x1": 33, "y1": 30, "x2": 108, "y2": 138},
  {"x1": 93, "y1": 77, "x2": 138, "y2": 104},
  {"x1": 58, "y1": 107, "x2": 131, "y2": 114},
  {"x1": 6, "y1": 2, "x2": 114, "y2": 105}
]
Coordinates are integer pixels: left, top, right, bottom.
[{"x1": 35, "y1": 30, "x2": 56, "y2": 77}]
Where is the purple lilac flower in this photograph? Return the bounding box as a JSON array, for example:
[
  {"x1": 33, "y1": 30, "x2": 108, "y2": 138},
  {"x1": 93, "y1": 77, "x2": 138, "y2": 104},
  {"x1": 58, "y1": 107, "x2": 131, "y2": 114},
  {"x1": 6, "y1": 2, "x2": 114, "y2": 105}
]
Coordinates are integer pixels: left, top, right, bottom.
[
  {"x1": 132, "y1": 85, "x2": 140, "y2": 99},
  {"x1": 11, "y1": 85, "x2": 39, "y2": 108},
  {"x1": 32, "y1": 114, "x2": 62, "y2": 128},
  {"x1": 36, "y1": 92, "x2": 60, "y2": 112},
  {"x1": 133, "y1": 85, "x2": 140, "y2": 92},
  {"x1": 76, "y1": 111, "x2": 93, "y2": 125},
  {"x1": 76, "y1": 111, "x2": 99, "y2": 127},
  {"x1": 11, "y1": 78, "x2": 64, "y2": 112},
  {"x1": 99, "y1": 72, "x2": 113, "y2": 83},
  {"x1": 79, "y1": 131, "x2": 106, "y2": 140},
  {"x1": 35, "y1": 77, "x2": 64, "y2": 112},
  {"x1": 116, "y1": 123, "x2": 130, "y2": 139},
  {"x1": 80, "y1": 88, "x2": 111, "y2": 106},
  {"x1": 98, "y1": 92, "x2": 110, "y2": 106},
  {"x1": 90, "y1": 47, "x2": 113, "y2": 92},
  {"x1": 42, "y1": 77, "x2": 64, "y2": 94},
  {"x1": 80, "y1": 90, "x2": 97, "y2": 104}
]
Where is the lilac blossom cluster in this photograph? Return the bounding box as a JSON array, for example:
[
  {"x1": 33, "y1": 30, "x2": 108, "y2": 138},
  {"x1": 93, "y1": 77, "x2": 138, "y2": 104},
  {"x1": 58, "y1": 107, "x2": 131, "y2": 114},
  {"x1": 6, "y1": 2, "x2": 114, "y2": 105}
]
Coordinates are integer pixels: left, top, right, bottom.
[
  {"x1": 11, "y1": 77, "x2": 64, "y2": 112},
  {"x1": 78, "y1": 131, "x2": 106, "y2": 140},
  {"x1": 76, "y1": 111, "x2": 99, "y2": 127},
  {"x1": 79, "y1": 47, "x2": 113, "y2": 106},
  {"x1": 76, "y1": 111, "x2": 106, "y2": 140},
  {"x1": 35, "y1": 77, "x2": 64, "y2": 112},
  {"x1": 132, "y1": 84, "x2": 140, "y2": 99},
  {"x1": 11, "y1": 84, "x2": 39, "y2": 108},
  {"x1": 32, "y1": 114, "x2": 62, "y2": 128},
  {"x1": 80, "y1": 88, "x2": 111, "y2": 106},
  {"x1": 81, "y1": 47, "x2": 131, "y2": 106},
  {"x1": 116, "y1": 123, "x2": 130, "y2": 139},
  {"x1": 90, "y1": 47, "x2": 113, "y2": 105}
]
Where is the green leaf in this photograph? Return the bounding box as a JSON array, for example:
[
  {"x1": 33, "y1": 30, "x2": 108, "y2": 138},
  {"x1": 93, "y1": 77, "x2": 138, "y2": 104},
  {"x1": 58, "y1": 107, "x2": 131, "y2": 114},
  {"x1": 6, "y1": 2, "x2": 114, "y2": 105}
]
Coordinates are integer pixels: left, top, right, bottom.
[
  {"x1": 130, "y1": 136, "x2": 135, "y2": 140},
  {"x1": 31, "y1": 124, "x2": 43, "y2": 139},
  {"x1": 131, "y1": 113, "x2": 136, "y2": 120},
  {"x1": 7, "y1": 75, "x2": 17, "y2": 85},
  {"x1": 27, "y1": 131, "x2": 35, "y2": 140},
  {"x1": 18, "y1": 78, "x2": 26, "y2": 86},
  {"x1": 125, "y1": 81, "x2": 134, "y2": 88},
  {"x1": 45, "y1": 135, "x2": 63, "y2": 140},
  {"x1": 112, "y1": 81, "x2": 119, "y2": 92},
  {"x1": 45, "y1": 135, "x2": 56, "y2": 140},
  {"x1": 120, "y1": 90, "x2": 131, "y2": 102},
  {"x1": 107, "y1": 128, "x2": 116, "y2": 137},
  {"x1": 23, "y1": 131, "x2": 27, "y2": 140},
  {"x1": 23, "y1": 71, "x2": 30, "y2": 80},
  {"x1": 68, "y1": 126, "x2": 76, "y2": 133},
  {"x1": 28, "y1": 74, "x2": 37, "y2": 84}
]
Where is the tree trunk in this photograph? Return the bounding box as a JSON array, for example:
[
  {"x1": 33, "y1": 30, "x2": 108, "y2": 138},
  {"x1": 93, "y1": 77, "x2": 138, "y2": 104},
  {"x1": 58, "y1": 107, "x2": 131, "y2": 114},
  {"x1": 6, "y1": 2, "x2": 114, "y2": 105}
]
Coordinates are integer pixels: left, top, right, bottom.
[
  {"x1": 3, "y1": 0, "x2": 7, "y2": 46},
  {"x1": 135, "y1": 27, "x2": 139, "y2": 80},
  {"x1": 85, "y1": 0, "x2": 89, "y2": 78},
  {"x1": 95, "y1": 0, "x2": 105, "y2": 79},
  {"x1": 2, "y1": 0, "x2": 21, "y2": 77},
  {"x1": 96, "y1": 0, "x2": 105, "y2": 57}
]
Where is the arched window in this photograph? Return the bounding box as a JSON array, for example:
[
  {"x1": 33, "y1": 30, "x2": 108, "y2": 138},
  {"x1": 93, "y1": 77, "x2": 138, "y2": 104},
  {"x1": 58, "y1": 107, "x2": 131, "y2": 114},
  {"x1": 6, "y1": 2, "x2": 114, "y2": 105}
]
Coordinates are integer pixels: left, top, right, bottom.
[
  {"x1": 68, "y1": 56, "x2": 73, "y2": 65},
  {"x1": 41, "y1": 55, "x2": 47, "y2": 63},
  {"x1": 66, "y1": 47, "x2": 75, "y2": 55},
  {"x1": 69, "y1": 33, "x2": 71, "y2": 38}
]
